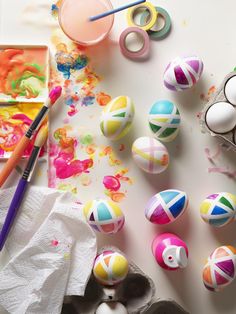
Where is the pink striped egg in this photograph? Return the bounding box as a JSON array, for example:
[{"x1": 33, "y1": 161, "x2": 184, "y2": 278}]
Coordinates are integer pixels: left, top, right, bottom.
[{"x1": 164, "y1": 55, "x2": 204, "y2": 91}]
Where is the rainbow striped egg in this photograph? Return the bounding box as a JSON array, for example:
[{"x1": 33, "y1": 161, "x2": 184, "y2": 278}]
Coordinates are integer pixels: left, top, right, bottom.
[
  {"x1": 83, "y1": 199, "x2": 125, "y2": 234},
  {"x1": 203, "y1": 245, "x2": 236, "y2": 291},
  {"x1": 132, "y1": 136, "x2": 169, "y2": 174},
  {"x1": 200, "y1": 192, "x2": 236, "y2": 227},
  {"x1": 145, "y1": 189, "x2": 188, "y2": 224},
  {"x1": 148, "y1": 100, "x2": 181, "y2": 142},
  {"x1": 93, "y1": 250, "x2": 129, "y2": 286},
  {"x1": 100, "y1": 96, "x2": 135, "y2": 140},
  {"x1": 164, "y1": 55, "x2": 204, "y2": 91}
]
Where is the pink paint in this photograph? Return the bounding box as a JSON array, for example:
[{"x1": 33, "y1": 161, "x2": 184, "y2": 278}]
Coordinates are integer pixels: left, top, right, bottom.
[
  {"x1": 54, "y1": 155, "x2": 93, "y2": 179},
  {"x1": 49, "y1": 86, "x2": 62, "y2": 105},
  {"x1": 12, "y1": 114, "x2": 32, "y2": 125},
  {"x1": 51, "y1": 240, "x2": 59, "y2": 246},
  {"x1": 103, "y1": 175, "x2": 121, "y2": 191}
]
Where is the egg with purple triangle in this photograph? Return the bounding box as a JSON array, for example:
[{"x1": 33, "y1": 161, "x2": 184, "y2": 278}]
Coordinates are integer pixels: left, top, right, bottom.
[
  {"x1": 200, "y1": 192, "x2": 236, "y2": 227},
  {"x1": 83, "y1": 199, "x2": 125, "y2": 234},
  {"x1": 145, "y1": 189, "x2": 188, "y2": 225},
  {"x1": 203, "y1": 245, "x2": 236, "y2": 291}
]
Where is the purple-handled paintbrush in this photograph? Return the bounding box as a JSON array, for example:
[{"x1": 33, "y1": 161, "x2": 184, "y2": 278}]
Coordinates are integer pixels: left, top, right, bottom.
[{"x1": 0, "y1": 124, "x2": 48, "y2": 251}]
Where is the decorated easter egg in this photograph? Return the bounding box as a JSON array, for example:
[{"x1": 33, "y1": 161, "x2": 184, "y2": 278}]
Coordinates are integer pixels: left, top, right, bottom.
[
  {"x1": 100, "y1": 96, "x2": 135, "y2": 140},
  {"x1": 95, "y1": 302, "x2": 128, "y2": 314},
  {"x1": 200, "y1": 192, "x2": 236, "y2": 227},
  {"x1": 163, "y1": 55, "x2": 204, "y2": 91},
  {"x1": 132, "y1": 136, "x2": 169, "y2": 174},
  {"x1": 93, "y1": 250, "x2": 129, "y2": 286},
  {"x1": 152, "y1": 233, "x2": 189, "y2": 270},
  {"x1": 148, "y1": 100, "x2": 181, "y2": 142},
  {"x1": 205, "y1": 102, "x2": 236, "y2": 134},
  {"x1": 83, "y1": 199, "x2": 125, "y2": 234},
  {"x1": 203, "y1": 245, "x2": 236, "y2": 291},
  {"x1": 145, "y1": 189, "x2": 188, "y2": 225}
]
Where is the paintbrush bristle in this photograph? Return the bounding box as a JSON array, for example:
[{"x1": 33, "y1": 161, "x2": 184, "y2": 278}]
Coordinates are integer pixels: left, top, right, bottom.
[
  {"x1": 34, "y1": 124, "x2": 49, "y2": 148},
  {"x1": 49, "y1": 86, "x2": 62, "y2": 106}
]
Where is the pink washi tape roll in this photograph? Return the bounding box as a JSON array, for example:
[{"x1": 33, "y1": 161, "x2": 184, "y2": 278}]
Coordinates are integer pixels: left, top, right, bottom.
[{"x1": 119, "y1": 27, "x2": 150, "y2": 59}]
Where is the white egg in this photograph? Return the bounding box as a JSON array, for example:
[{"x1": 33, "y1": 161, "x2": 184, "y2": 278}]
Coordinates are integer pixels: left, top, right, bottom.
[
  {"x1": 95, "y1": 302, "x2": 128, "y2": 314},
  {"x1": 224, "y1": 75, "x2": 236, "y2": 105},
  {"x1": 205, "y1": 102, "x2": 236, "y2": 133}
]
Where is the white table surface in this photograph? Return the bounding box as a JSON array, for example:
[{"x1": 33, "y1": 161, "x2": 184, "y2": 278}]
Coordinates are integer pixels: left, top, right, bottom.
[{"x1": 0, "y1": 1, "x2": 236, "y2": 313}]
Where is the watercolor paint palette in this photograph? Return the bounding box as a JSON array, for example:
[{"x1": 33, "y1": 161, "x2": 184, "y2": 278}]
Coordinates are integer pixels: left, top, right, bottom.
[
  {"x1": 200, "y1": 71, "x2": 236, "y2": 151},
  {"x1": 0, "y1": 45, "x2": 49, "y2": 103},
  {"x1": 0, "y1": 45, "x2": 49, "y2": 159}
]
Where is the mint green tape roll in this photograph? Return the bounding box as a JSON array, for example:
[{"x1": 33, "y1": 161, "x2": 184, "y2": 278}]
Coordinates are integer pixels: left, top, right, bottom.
[{"x1": 140, "y1": 6, "x2": 171, "y2": 40}]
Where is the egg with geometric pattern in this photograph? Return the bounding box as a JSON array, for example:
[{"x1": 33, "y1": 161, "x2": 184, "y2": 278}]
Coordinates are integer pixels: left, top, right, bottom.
[
  {"x1": 200, "y1": 192, "x2": 236, "y2": 227},
  {"x1": 132, "y1": 136, "x2": 169, "y2": 174},
  {"x1": 93, "y1": 250, "x2": 129, "y2": 286},
  {"x1": 148, "y1": 100, "x2": 181, "y2": 142},
  {"x1": 100, "y1": 96, "x2": 135, "y2": 140},
  {"x1": 83, "y1": 199, "x2": 125, "y2": 234},
  {"x1": 203, "y1": 245, "x2": 236, "y2": 291},
  {"x1": 145, "y1": 189, "x2": 188, "y2": 225}
]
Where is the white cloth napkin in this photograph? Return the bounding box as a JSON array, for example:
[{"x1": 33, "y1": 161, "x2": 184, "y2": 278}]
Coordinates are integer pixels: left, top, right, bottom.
[{"x1": 0, "y1": 186, "x2": 97, "y2": 314}]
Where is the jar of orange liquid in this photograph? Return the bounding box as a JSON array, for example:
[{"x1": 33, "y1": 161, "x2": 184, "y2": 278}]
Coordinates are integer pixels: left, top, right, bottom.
[{"x1": 59, "y1": 0, "x2": 114, "y2": 46}]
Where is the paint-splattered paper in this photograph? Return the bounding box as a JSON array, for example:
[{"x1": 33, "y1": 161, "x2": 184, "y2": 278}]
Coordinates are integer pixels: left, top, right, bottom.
[{"x1": 0, "y1": 46, "x2": 49, "y2": 102}]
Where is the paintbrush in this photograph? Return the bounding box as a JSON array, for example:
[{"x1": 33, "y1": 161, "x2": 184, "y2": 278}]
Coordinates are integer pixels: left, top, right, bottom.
[
  {"x1": 89, "y1": 0, "x2": 146, "y2": 21},
  {"x1": 0, "y1": 86, "x2": 62, "y2": 188},
  {"x1": 0, "y1": 124, "x2": 49, "y2": 251}
]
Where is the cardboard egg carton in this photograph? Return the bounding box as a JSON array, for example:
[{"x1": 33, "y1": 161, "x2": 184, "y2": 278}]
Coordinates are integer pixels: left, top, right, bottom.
[
  {"x1": 200, "y1": 71, "x2": 236, "y2": 151},
  {"x1": 62, "y1": 246, "x2": 189, "y2": 314}
]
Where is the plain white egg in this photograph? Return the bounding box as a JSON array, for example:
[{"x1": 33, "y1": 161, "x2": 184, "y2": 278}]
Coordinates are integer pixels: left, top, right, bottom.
[
  {"x1": 224, "y1": 76, "x2": 236, "y2": 105},
  {"x1": 205, "y1": 102, "x2": 236, "y2": 133},
  {"x1": 95, "y1": 302, "x2": 128, "y2": 314}
]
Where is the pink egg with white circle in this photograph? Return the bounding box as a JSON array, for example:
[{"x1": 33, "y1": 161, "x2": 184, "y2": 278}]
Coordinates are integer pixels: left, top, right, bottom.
[{"x1": 152, "y1": 233, "x2": 188, "y2": 270}]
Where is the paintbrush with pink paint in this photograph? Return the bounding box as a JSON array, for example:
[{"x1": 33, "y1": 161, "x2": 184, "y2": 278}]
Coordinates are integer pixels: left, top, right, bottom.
[{"x1": 0, "y1": 86, "x2": 62, "y2": 188}]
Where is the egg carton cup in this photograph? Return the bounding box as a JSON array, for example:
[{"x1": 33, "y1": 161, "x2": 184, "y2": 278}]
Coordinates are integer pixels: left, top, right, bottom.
[
  {"x1": 200, "y1": 71, "x2": 236, "y2": 151},
  {"x1": 62, "y1": 246, "x2": 189, "y2": 314}
]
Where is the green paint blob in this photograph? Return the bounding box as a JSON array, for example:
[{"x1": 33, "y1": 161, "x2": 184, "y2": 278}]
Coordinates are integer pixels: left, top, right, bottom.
[{"x1": 80, "y1": 134, "x2": 93, "y2": 145}]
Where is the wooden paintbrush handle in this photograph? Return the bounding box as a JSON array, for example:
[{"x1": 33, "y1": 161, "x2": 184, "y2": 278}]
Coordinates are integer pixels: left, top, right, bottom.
[{"x1": 0, "y1": 136, "x2": 31, "y2": 188}]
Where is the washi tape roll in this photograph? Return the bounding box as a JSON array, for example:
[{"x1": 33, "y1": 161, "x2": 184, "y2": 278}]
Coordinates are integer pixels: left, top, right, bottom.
[
  {"x1": 126, "y1": 2, "x2": 157, "y2": 31},
  {"x1": 140, "y1": 6, "x2": 171, "y2": 40},
  {"x1": 119, "y1": 27, "x2": 150, "y2": 59}
]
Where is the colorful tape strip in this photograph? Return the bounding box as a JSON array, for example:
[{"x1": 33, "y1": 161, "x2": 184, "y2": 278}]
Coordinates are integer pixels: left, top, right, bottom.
[{"x1": 126, "y1": 2, "x2": 157, "y2": 31}]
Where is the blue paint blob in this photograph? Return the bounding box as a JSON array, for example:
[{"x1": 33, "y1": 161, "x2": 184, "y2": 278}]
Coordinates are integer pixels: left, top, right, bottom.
[{"x1": 55, "y1": 52, "x2": 88, "y2": 79}]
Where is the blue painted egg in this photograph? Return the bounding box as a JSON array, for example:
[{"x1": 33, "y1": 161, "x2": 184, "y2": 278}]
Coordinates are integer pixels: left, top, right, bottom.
[
  {"x1": 200, "y1": 192, "x2": 236, "y2": 227},
  {"x1": 148, "y1": 100, "x2": 181, "y2": 142},
  {"x1": 145, "y1": 189, "x2": 188, "y2": 224}
]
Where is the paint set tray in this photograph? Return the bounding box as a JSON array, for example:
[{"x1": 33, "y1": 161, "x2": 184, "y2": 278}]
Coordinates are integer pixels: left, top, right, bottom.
[
  {"x1": 0, "y1": 44, "x2": 49, "y2": 159},
  {"x1": 200, "y1": 71, "x2": 236, "y2": 151},
  {"x1": 62, "y1": 246, "x2": 189, "y2": 314}
]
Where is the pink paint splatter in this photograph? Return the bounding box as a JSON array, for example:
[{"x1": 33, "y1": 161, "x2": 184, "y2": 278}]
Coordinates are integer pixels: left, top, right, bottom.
[
  {"x1": 51, "y1": 240, "x2": 59, "y2": 246},
  {"x1": 52, "y1": 127, "x2": 93, "y2": 179},
  {"x1": 103, "y1": 176, "x2": 121, "y2": 191},
  {"x1": 12, "y1": 113, "x2": 32, "y2": 125}
]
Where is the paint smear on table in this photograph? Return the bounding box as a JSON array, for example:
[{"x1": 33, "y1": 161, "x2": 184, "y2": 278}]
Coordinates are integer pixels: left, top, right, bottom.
[
  {"x1": 0, "y1": 103, "x2": 44, "y2": 158},
  {"x1": 47, "y1": 10, "x2": 132, "y2": 202},
  {"x1": 200, "y1": 85, "x2": 216, "y2": 102},
  {"x1": 0, "y1": 47, "x2": 48, "y2": 101},
  {"x1": 49, "y1": 127, "x2": 133, "y2": 202},
  {"x1": 50, "y1": 34, "x2": 112, "y2": 116}
]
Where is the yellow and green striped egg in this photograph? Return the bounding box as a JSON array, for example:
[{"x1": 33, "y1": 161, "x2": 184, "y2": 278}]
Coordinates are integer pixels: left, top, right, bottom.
[{"x1": 100, "y1": 96, "x2": 135, "y2": 140}]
